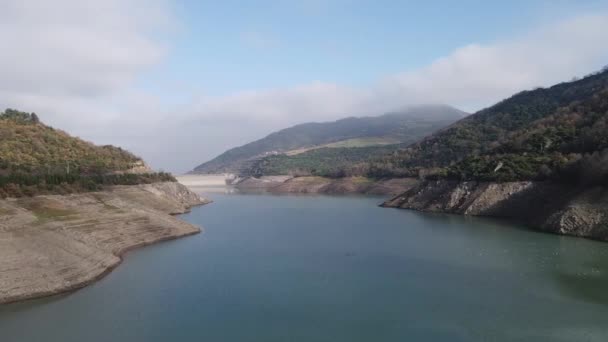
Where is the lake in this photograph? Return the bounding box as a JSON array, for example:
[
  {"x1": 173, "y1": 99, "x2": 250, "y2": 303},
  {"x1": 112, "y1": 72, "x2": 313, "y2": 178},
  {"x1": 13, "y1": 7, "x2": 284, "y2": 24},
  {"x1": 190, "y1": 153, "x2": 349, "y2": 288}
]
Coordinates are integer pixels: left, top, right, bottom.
[{"x1": 2, "y1": 192, "x2": 608, "y2": 341}]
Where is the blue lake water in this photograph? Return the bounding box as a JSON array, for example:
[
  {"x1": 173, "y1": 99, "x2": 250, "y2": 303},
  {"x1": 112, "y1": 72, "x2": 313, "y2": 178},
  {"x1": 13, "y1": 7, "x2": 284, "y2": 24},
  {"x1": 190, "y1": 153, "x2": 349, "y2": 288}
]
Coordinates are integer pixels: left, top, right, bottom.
[{"x1": 2, "y1": 193, "x2": 608, "y2": 341}]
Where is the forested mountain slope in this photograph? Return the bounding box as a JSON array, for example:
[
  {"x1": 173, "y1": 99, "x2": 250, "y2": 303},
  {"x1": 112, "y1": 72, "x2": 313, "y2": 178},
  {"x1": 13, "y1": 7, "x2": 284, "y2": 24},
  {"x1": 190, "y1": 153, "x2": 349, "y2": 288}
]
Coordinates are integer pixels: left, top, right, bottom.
[
  {"x1": 0, "y1": 109, "x2": 141, "y2": 174},
  {"x1": 191, "y1": 105, "x2": 466, "y2": 174},
  {"x1": 0, "y1": 109, "x2": 173, "y2": 197},
  {"x1": 381, "y1": 68, "x2": 608, "y2": 242},
  {"x1": 367, "y1": 68, "x2": 608, "y2": 182}
]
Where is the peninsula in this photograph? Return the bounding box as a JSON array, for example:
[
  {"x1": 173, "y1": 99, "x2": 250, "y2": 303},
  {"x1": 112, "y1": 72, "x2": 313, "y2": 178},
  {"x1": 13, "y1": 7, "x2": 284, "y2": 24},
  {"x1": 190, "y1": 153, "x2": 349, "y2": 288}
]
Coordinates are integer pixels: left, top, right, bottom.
[{"x1": 0, "y1": 110, "x2": 208, "y2": 304}]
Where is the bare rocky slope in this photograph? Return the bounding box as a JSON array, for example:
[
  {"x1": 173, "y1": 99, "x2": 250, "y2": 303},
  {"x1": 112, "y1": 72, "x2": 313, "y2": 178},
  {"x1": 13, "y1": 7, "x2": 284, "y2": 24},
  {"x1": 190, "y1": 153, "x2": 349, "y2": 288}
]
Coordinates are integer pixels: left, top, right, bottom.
[
  {"x1": 238, "y1": 175, "x2": 608, "y2": 240},
  {"x1": 0, "y1": 181, "x2": 209, "y2": 304},
  {"x1": 233, "y1": 176, "x2": 419, "y2": 196},
  {"x1": 379, "y1": 69, "x2": 608, "y2": 241},
  {"x1": 383, "y1": 180, "x2": 608, "y2": 240}
]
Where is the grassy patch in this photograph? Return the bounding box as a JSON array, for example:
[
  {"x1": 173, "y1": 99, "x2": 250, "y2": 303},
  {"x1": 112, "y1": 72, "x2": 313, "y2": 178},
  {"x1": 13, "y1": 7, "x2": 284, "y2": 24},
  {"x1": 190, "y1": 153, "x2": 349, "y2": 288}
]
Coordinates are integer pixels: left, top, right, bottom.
[
  {"x1": 18, "y1": 198, "x2": 78, "y2": 224},
  {"x1": 323, "y1": 137, "x2": 400, "y2": 148},
  {"x1": 285, "y1": 137, "x2": 400, "y2": 156},
  {"x1": 294, "y1": 176, "x2": 329, "y2": 183},
  {"x1": 31, "y1": 207, "x2": 78, "y2": 224},
  {"x1": 0, "y1": 207, "x2": 15, "y2": 216}
]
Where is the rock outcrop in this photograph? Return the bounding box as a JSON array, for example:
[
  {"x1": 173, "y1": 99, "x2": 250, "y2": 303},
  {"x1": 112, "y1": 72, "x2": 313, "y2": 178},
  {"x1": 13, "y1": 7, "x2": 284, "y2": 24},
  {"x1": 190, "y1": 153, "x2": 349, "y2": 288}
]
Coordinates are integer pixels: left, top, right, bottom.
[
  {"x1": 383, "y1": 180, "x2": 608, "y2": 240},
  {"x1": 0, "y1": 182, "x2": 209, "y2": 304}
]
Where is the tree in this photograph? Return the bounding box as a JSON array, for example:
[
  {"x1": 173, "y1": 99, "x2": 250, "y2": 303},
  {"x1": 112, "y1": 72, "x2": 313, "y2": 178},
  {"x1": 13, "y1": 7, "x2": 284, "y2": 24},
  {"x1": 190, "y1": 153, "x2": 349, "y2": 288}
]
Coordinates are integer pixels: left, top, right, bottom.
[{"x1": 1, "y1": 108, "x2": 38, "y2": 123}]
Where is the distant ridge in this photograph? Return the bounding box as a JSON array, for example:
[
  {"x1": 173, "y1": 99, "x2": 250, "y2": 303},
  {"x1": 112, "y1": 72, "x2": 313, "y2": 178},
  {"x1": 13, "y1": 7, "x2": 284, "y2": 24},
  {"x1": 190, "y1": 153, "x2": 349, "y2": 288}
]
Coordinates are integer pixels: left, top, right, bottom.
[
  {"x1": 191, "y1": 104, "x2": 467, "y2": 174},
  {"x1": 363, "y1": 67, "x2": 608, "y2": 181}
]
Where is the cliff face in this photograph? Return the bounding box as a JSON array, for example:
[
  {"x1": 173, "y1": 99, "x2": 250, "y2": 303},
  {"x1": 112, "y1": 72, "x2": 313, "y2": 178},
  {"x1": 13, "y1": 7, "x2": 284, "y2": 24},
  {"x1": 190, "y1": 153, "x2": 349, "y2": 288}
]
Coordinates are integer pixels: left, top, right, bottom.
[
  {"x1": 0, "y1": 182, "x2": 209, "y2": 304},
  {"x1": 383, "y1": 180, "x2": 608, "y2": 240}
]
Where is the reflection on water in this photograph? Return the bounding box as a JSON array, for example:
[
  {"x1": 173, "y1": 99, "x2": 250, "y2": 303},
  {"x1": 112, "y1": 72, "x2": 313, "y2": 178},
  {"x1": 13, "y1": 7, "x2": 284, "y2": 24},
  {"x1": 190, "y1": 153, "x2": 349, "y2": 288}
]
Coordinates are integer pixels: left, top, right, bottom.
[
  {"x1": 176, "y1": 174, "x2": 239, "y2": 194},
  {"x1": 187, "y1": 185, "x2": 240, "y2": 194},
  {"x1": 2, "y1": 193, "x2": 608, "y2": 342}
]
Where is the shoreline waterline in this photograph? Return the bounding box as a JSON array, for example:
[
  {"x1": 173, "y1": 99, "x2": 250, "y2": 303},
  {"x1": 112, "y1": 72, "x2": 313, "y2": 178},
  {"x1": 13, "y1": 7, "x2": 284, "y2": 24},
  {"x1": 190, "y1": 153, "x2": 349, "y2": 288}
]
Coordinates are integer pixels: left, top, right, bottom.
[{"x1": 2, "y1": 193, "x2": 608, "y2": 341}]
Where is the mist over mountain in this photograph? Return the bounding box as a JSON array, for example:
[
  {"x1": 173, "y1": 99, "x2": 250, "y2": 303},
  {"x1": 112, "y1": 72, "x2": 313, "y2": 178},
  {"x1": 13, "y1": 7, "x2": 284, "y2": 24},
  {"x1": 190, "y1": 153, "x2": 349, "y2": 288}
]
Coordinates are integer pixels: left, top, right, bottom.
[
  {"x1": 191, "y1": 105, "x2": 467, "y2": 174},
  {"x1": 375, "y1": 68, "x2": 608, "y2": 182}
]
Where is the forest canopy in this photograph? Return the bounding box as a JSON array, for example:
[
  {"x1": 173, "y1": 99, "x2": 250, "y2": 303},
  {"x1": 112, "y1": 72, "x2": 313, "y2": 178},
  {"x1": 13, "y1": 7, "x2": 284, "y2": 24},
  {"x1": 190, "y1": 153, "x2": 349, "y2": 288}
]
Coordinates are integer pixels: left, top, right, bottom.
[
  {"x1": 244, "y1": 68, "x2": 608, "y2": 185},
  {"x1": 0, "y1": 109, "x2": 175, "y2": 198}
]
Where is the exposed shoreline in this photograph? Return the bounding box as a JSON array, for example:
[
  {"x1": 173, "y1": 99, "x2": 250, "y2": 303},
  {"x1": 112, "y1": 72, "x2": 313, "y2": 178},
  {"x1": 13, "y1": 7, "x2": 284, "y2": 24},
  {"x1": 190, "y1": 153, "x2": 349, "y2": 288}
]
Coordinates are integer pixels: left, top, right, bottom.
[
  {"x1": 9, "y1": 173, "x2": 596, "y2": 307},
  {"x1": 382, "y1": 180, "x2": 608, "y2": 242},
  {"x1": 0, "y1": 182, "x2": 209, "y2": 305},
  {"x1": 220, "y1": 174, "x2": 608, "y2": 242},
  {"x1": 231, "y1": 175, "x2": 419, "y2": 196},
  {"x1": 182, "y1": 174, "x2": 608, "y2": 243}
]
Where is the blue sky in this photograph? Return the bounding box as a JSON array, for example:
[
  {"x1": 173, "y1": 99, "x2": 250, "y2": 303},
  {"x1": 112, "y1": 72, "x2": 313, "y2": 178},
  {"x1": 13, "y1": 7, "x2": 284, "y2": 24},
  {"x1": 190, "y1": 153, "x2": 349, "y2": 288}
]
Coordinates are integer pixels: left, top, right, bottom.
[
  {"x1": 3, "y1": 0, "x2": 608, "y2": 172},
  {"x1": 142, "y1": 0, "x2": 608, "y2": 99}
]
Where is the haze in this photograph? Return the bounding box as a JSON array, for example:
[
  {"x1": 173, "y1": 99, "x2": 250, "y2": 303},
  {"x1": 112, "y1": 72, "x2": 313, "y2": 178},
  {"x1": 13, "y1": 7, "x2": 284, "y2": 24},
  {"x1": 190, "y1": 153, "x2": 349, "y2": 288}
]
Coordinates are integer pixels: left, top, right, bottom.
[{"x1": 2, "y1": 0, "x2": 608, "y2": 173}]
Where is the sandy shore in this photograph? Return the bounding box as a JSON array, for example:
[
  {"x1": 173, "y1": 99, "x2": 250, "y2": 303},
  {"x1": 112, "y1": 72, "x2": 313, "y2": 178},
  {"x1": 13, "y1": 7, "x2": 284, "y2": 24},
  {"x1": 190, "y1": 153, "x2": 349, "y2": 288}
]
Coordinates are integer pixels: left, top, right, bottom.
[{"x1": 0, "y1": 182, "x2": 209, "y2": 304}]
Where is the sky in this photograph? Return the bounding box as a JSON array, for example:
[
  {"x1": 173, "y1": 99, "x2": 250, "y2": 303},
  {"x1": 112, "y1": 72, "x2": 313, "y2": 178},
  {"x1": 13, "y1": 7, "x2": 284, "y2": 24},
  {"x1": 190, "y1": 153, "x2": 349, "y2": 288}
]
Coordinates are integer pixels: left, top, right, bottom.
[{"x1": 2, "y1": 0, "x2": 608, "y2": 173}]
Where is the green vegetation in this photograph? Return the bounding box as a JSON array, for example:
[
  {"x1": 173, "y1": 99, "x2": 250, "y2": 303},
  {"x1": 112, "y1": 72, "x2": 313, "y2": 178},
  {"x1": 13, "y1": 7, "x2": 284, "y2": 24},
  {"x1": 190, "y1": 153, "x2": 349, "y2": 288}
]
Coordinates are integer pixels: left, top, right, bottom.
[
  {"x1": 322, "y1": 68, "x2": 608, "y2": 183},
  {"x1": 0, "y1": 207, "x2": 14, "y2": 216},
  {"x1": 193, "y1": 105, "x2": 466, "y2": 174},
  {"x1": 0, "y1": 109, "x2": 141, "y2": 174},
  {"x1": 250, "y1": 68, "x2": 608, "y2": 184},
  {"x1": 16, "y1": 198, "x2": 79, "y2": 224},
  {"x1": 375, "y1": 69, "x2": 608, "y2": 173},
  {"x1": 31, "y1": 207, "x2": 78, "y2": 224},
  {"x1": 246, "y1": 144, "x2": 407, "y2": 177},
  {"x1": 442, "y1": 77, "x2": 608, "y2": 183},
  {"x1": 320, "y1": 137, "x2": 401, "y2": 149},
  {"x1": 0, "y1": 109, "x2": 176, "y2": 198},
  {"x1": 0, "y1": 172, "x2": 176, "y2": 199}
]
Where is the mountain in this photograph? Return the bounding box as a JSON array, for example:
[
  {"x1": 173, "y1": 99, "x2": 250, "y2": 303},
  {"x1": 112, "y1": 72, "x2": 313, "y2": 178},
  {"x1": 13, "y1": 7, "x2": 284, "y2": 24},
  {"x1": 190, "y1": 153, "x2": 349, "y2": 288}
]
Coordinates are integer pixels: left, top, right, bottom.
[
  {"x1": 382, "y1": 67, "x2": 608, "y2": 242},
  {"x1": 0, "y1": 109, "x2": 208, "y2": 305},
  {"x1": 0, "y1": 109, "x2": 174, "y2": 197},
  {"x1": 366, "y1": 68, "x2": 608, "y2": 182},
  {"x1": 191, "y1": 105, "x2": 467, "y2": 174},
  {"x1": 0, "y1": 109, "x2": 142, "y2": 175}
]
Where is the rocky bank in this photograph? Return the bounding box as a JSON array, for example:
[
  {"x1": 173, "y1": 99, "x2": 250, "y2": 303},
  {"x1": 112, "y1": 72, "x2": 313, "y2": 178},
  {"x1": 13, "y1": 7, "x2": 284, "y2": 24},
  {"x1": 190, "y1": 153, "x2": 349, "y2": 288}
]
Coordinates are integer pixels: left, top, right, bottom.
[
  {"x1": 233, "y1": 176, "x2": 419, "y2": 196},
  {"x1": 0, "y1": 182, "x2": 209, "y2": 304},
  {"x1": 383, "y1": 180, "x2": 608, "y2": 240}
]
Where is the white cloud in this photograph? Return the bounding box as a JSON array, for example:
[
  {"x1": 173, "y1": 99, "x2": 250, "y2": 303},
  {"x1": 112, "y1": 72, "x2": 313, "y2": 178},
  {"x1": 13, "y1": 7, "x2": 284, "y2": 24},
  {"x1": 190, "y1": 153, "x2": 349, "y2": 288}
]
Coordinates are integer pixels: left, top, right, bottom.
[
  {"x1": 187, "y1": 82, "x2": 371, "y2": 125},
  {"x1": 0, "y1": 0, "x2": 173, "y2": 139},
  {"x1": 0, "y1": 0, "x2": 170, "y2": 98},
  {"x1": 164, "y1": 12, "x2": 608, "y2": 172},
  {"x1": 182, "y1": 12, "x2": 608, "y2": 132},
  {"x1": 0, "y1": 0, "x2": 176, "y2": 164},
  {"x1": 1, "y1": 2, "x2": 607, "y2": 173},
  {"x1": 387, "y1": 13, "x2": 608, "y2": 110}
]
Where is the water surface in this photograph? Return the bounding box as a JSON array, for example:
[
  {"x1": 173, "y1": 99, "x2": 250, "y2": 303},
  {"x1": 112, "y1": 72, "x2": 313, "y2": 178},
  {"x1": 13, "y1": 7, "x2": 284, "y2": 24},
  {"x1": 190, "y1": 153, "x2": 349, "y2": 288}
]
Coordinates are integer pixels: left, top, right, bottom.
[{"x1": 2, "y1": 193, "x2": 608, "y2": 341}]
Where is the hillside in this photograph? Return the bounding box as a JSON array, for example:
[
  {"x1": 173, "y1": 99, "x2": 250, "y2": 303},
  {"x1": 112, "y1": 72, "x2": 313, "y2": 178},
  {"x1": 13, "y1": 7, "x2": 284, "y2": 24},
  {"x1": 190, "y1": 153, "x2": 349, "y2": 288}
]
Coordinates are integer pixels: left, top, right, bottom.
[
  {"x1": 358, "y1": 68, "x2": 608, "y2": 181},
  {"x1": 191, "y1": 105, "x2": 466, "y2": 174},
  {"x1": 0, "y1": 109, "x2": 174, "y2": 198},
  {"x1": 245, "y1": 144, "x2": 406, "y2": 177},
  {"x1": 0, "y1": 109, "x2": 142, "y2": 174},
  {"x1": 381, "y1": 68, "x2": 608, "y2": 241}
]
